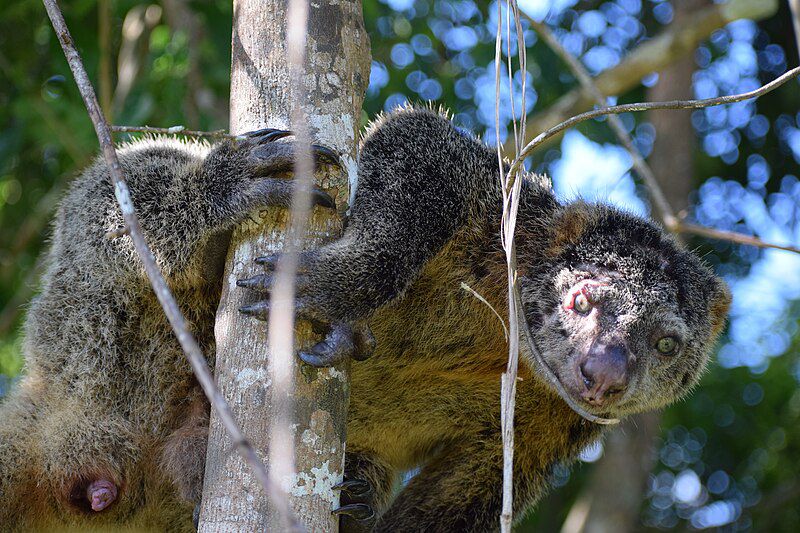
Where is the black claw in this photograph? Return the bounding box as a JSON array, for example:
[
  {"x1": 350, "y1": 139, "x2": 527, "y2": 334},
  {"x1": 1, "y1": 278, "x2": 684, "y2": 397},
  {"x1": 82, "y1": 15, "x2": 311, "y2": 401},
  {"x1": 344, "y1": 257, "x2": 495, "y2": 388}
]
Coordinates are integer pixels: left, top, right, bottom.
[
  {"x1": 254, "y1": 254, "x2": 279, "y2": 268},
  {"x1": 299, "y1": 350, "x2": 337, "y2": 368},
  {"x1": 238, "y1": 301, "x2": 270, "y2": 320},
  {"x1": 236, "y1": 273, "x2": 273, "y2": 292},
  {"x1": 312, "y1": 187, "x2": 336, "y2": 209},
  {"x1": 299, "y1": 323, "x2": 356, "y2": 367},
  {"x1": 332, "y1": 503, "x2": 374, "y2": 521},
  {"x1": 332, "y1": 479, "x2": 372, "y2": 497},
  {"x1": 312, "y1": 144, "x2": 342, "y2": 167},
  {"x1": 254, "y1": 255, "x2": 311, "y2": 275},
  {"x1": 246, "y1": 128, "x2": 293, "y2": 142}
]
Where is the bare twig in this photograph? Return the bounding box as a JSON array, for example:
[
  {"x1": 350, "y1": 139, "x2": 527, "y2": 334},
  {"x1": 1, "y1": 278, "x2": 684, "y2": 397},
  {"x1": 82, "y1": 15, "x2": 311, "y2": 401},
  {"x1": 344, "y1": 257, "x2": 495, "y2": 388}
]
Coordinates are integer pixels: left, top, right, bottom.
[
  {"x1": 512, "y1": 0, "x2": 780, "y2": 154},
  {"x1": 790, "y1": 0, "x2": 800, "y2": 62},
  {"x1": 523, "y1": 13, "x2": 675, "y2": 224},
  {"x1": 494, "y1": 3, "x2": 521, "y2": 531},
  {"x1": 110, "y1": 124, "x2": 232, "y2": 138},
  {"x1": 527, "y1": 14, "x2": 800, "y2": 257},
  {"x1": 674, "y1": 220, "x2": 800, "y2": 255},
  {"x1": 497, "y1": 1, "x2": 538, "y2": 529},
  {"x1": 41, "y1": 0, "x2": 276, "y2": 504},
  {"x1": 528, "y1": 16, "x2": 800, "y2": 258},
  {"x1": 507, "y1": 67, "x2": 800, "y2": 184},
  {"x1": 460, "y1": 282, "x2": 508, "y2": 341},
  {"x1": 98, "y1": 0, "x2": 112, "y2": 120}
]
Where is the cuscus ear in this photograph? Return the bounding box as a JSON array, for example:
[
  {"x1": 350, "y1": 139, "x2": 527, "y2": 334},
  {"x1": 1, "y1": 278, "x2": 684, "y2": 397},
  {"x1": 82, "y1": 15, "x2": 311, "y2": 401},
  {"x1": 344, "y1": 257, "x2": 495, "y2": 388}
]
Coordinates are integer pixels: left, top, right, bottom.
[
  {"x1": 708, "y1": 277, "x2": 732, "y2": 339},
  {"x1": 546, "y1": 201, "x2": 599, "y2": 257}
]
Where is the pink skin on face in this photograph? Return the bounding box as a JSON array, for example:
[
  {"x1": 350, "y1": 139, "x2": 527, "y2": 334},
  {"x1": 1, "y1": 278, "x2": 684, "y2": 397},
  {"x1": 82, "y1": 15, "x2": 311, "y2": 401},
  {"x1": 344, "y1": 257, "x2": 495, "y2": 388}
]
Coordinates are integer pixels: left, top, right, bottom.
[
  {"x1": 86, "y1": 479, "x2": 118, "y2": 512},
  {"x1": 563, "y1": 280, "x2": 607, "y2": 312}
]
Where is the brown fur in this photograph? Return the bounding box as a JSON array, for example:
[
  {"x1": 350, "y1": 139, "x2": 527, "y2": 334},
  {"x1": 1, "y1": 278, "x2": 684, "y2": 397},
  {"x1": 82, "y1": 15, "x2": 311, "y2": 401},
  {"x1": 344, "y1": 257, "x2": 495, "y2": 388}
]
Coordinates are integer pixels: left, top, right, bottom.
[{"x1": 546, "y1": 201, "x2": 599, "y2": 257}]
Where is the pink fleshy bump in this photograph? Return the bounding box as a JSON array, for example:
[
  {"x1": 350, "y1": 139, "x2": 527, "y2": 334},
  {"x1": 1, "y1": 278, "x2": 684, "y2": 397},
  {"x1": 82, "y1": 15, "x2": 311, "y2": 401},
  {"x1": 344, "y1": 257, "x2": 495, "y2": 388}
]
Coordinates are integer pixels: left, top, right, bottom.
[{"x1": 86, "y1": 479, "x2": 118, "y2": 512}]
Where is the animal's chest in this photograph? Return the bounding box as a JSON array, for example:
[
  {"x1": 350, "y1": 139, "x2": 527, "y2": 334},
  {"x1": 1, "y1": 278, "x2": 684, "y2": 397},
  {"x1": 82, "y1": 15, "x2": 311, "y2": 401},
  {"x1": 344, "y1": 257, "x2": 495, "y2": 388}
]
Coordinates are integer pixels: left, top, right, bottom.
[{"x1": 347, "y1": 355, "x2": 503, "y2": 468}]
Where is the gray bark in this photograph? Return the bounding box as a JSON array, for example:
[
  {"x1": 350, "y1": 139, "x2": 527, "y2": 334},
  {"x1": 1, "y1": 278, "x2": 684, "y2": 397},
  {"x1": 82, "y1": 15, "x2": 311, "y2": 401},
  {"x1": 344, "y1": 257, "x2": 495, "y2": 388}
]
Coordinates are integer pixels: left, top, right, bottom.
[{"x1": 198, "y1": 1, "x2": 370, "y2": 531}]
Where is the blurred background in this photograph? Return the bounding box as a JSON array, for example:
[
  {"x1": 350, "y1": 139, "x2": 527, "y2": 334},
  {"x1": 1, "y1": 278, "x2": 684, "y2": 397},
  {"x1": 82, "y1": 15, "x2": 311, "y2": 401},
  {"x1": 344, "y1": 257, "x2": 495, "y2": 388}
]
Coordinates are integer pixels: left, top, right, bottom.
[{"x1": 1, "y1": 0, "x2": 799, "y2": 530}]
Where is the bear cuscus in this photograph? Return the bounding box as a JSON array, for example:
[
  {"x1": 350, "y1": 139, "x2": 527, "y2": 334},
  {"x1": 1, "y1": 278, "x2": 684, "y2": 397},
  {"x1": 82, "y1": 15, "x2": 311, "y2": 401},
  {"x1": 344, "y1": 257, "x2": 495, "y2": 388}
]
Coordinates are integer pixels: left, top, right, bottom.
[{"x1": 0, "y1": 107, "x2": 729, "y2": 532}]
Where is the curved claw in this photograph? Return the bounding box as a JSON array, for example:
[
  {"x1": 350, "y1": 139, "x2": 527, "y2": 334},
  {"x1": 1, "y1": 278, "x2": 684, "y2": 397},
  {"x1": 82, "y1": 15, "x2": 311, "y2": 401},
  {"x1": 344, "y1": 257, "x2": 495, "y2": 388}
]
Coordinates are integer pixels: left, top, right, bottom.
[
  {"x1": 311, "y1": 187, "x2": 336, "y2": 209},
  {"x1": 246, "y1": 128, "x2": 293, "y2": 142},
  {"x1": 332, "y1": 478, "x2": 372, "y2": 497},
  {"x1": 332, "y1": 503, "x2": 374, "y2": 521},
  {"x1": 193, "y1": 504, "x2": 201, "y2": 530},
  {"x1": 254, "y1": 254, "x2": 311, "y2": 275},
  {"x1": 255, "y1": 254, "x2": 279, "y2": 268},
  {"x1": 237, "y1": 271, "x2": 311, "y2": 295},
  {"x1": 312, "y1": 144, "x2": 342, "y2": 167},
  {"x1": 299, "y1": 350, "x2": 337, "y2": 368},
  {"x1": 237, "y1": 273, "x2": 273, "y2": 292},
  {"x1": 299, "y1": 323, "x2": 355, "y2": 367},
  {"x1": 239, "y1": 301, "x2": 271, "y2": 321}
]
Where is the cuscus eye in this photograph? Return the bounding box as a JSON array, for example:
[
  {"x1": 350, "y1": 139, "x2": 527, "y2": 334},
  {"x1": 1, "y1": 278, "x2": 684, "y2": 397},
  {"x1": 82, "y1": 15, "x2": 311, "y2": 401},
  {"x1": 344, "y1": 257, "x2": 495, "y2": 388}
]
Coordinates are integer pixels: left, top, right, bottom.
[
  {"x1": 565, "y1": 281, "x2": 604, "y2": 315},
  {"x1": 571, "y1": 291, "x2": 592, "y2": 315},
  {"x1": 656, "y1": 336, "x2": 678, "y2": 355}
]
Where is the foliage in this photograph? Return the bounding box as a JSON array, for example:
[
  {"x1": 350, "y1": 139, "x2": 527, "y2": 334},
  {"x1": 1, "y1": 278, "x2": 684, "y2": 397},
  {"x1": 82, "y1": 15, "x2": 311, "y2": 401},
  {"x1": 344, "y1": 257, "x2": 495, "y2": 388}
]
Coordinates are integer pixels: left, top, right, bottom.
[{"x1": 0, "y1": 0, "x2": 798, "y2": 530}]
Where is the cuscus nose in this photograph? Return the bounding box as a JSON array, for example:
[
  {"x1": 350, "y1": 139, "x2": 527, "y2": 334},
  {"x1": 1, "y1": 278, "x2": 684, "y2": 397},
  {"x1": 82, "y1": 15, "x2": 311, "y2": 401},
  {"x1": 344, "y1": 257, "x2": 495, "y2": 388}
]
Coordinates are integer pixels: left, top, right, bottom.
[{"x1": 579, "y1": 341, "x2": 629, "y2": 405}]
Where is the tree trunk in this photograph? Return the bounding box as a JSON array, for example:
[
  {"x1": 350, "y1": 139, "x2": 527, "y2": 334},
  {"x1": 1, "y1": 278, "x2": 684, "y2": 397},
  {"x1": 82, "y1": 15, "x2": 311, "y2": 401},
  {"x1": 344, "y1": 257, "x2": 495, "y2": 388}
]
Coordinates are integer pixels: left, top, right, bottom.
[
  {"x1": 198, "y1": 1, "x2": 370, "y2": 531},
  {"x1": 561, "y1": 2, "x2": 705, "y2": 532}
]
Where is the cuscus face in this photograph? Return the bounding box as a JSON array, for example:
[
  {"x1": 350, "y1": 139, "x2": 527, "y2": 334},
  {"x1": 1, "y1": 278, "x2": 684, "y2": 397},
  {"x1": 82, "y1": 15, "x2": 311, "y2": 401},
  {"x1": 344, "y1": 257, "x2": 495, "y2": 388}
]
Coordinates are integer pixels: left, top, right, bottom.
[{"x1": 519, "y1": 203, "x2": 731, "y2": 419}]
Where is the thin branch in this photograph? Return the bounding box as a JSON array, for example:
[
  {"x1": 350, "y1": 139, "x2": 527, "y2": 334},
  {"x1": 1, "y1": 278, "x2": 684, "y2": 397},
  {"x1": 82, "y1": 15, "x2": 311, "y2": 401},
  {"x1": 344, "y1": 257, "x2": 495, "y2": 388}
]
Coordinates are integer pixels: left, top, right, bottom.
[
  {"x1": 496, "y1": 4, "x2": 523, "y2": 531},
  {"x1": 460, "y1": 282, "x2": 508, "y2": 341},
  {"x1": 495, "y1": 5, "x2": 623, "y2": 429},
  {"x1": 110, "y1": 124, "x2": 232, "y2": 138},
  {"x1": 523, "y1": 13, "x2": 676, "y2": 225},
  {"x1": 41, "y1": 0, "x2": 276, "y2": 504},
  {"x1": 790, "y1": 0, "x2": 800, "y2": 63},
  {"x1": 98, "y1": 0, "x2": 113, "y2": 120},
  {"x1": 507, "y1": 67, "x2": 800, "y2": 184},
  {"x1": 496, "y1": 8, "x2": 628, "y2": 528},
  {"x1": 674, "y1": 220, "x2": 800, "y2": 255},
  {"x1": 526, "y1": 14, "x2": 800, "y2": 257},
  {"x1": 512, "y1": 0, "x2": 780, "y2": 154}
]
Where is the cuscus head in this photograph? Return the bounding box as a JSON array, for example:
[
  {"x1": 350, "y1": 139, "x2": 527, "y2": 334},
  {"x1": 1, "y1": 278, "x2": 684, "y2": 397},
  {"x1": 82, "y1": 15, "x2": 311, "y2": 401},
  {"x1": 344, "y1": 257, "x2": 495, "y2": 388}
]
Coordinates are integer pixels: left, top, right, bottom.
[{"x1": 519, "y1": 202, "x2": 731, "y2": 420}]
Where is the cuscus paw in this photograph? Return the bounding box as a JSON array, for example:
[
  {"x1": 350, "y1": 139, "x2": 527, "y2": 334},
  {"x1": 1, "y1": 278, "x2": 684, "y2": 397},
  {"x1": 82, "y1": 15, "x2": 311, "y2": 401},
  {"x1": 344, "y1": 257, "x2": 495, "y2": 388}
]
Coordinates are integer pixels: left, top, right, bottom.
[
  {"x1": 222, "y1": 128, "x2": 343, "y2": 212},
  {"x1": 333, "y1": 478, "x2": 376, "y2": 533},
  {"x1": 241, "y1": 127, "x2": 342, "y2": 170},
  {"x1": 237, "y1": 254, "x2": 375, "y2": 367}
]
